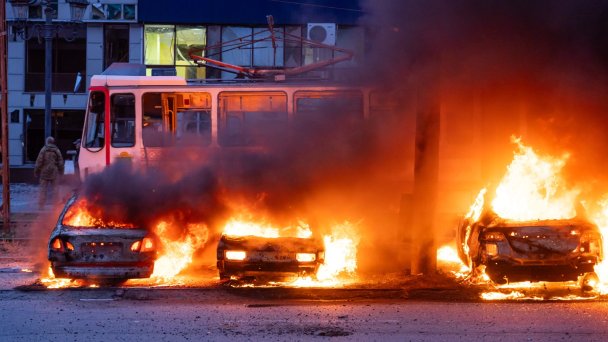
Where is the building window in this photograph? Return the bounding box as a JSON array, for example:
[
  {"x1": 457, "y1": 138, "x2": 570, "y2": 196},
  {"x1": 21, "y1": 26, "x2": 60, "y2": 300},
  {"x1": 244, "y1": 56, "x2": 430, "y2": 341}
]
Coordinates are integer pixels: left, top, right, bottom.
[
  {"x1": 144, "y1": 25, "x2": 207, "y2": 79},
  {"x1": 221, "y1": 26, "x2": 252, "y2": 77},
  {"x1": 90, "y1": 3, "x2": 136, "y2": 21},
  {"x1": 25, "y1": 26, "x2": 86, "y2": 93},
  {"x1": 143, "y1": 24, "x2": 336, "y2": 80},
  {"x1": 144, "y1": 24, "x2": 175, "y2": 65},
  {"x1": 104, "y1": 24, "x2": 130, "y2": 70},
  {"x1": 176, "y1": 26, "x2": 206, "y2": 79},
  {"x1": 253, "y1": 27, "x2": 284, "y2": 67}
]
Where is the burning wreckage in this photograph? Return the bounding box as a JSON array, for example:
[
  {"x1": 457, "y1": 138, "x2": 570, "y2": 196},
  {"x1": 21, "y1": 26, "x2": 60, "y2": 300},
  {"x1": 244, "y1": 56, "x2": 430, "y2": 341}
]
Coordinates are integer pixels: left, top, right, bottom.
[
  {"x1": 47, "y1": 194, "x2": 331, "y2": 285},
  {"x1": 48, "y1": 195, "x2": 157, "y2": 283},
  {"x1": 455, "y1": 139, "x2": 604, "y2": 291},
  {"x1": 458, "y1": 209, "x2": 602, "y2": 288},
  {"x1": 217, "y1": 235, "x2": 324, "y2": 282},
  {"x1": 216, "y1": 220, "x2": 325, "y2": 283}
]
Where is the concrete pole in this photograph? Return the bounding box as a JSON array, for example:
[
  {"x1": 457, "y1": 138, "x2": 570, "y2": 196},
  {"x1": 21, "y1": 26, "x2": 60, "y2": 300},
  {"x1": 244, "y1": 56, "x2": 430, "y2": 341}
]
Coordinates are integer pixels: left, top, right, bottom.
[
  {"x1": 43, "y1": 3, "x2": 53, "y2": 140},
  {"x1": 410, "y1": 67, "x2": 440, "y2": 275}
]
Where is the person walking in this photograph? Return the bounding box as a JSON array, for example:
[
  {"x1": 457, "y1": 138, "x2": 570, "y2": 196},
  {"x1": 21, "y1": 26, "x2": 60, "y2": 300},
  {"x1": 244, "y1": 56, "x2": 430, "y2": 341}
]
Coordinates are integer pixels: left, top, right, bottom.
[{"x1": 34, "y1": 136, "x2": 64, "y2": 208}]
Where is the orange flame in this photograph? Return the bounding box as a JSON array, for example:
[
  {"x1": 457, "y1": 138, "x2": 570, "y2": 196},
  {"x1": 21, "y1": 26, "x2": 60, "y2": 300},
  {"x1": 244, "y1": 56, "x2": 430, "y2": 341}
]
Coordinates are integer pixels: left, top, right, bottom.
[
  {"x1": 39, "y1": 266, "x2": 93, "y2": 289},
  {"x1": 223, "y1": 218, "x2": 312, "y2": 239},
  {"x1": 316, "y1": 222, "x2": 359, "y2": 283},
  {"x1": 436, "y1": 245, "x2": 470, "y2": 278},
  {"x1": 62, "y1": 199, "x2": 136, "y2": 228},
  {"x1": 491, "y1": 137, "x2": 579, "y2": 220},
  {"x1": 588, "y1": 198, "x2": 608, "y2": 295},
  {"x1": 149, "y1": 221, "x2": 209, "y2": 281}
]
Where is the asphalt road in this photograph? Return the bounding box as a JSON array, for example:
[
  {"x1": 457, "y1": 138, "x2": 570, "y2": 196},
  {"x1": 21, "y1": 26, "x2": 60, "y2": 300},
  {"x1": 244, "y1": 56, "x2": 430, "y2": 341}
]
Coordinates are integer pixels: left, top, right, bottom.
[{"x1": 0, "y1": 286, "x2": 607, "y2": 342}]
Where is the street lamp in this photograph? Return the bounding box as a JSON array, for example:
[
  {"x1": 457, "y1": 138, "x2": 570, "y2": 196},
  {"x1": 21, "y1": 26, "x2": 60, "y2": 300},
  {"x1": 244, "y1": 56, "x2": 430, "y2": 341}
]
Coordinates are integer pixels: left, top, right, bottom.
[{"x1": 8, "y1": 0, "x2": 88, "y2": 140}]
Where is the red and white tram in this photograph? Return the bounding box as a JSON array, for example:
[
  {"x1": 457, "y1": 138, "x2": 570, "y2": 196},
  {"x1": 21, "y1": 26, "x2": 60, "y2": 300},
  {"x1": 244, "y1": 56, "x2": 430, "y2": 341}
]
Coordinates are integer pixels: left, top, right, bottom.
[{"x1": 78, "y1": 72, "x2": 379, "y2": 178}]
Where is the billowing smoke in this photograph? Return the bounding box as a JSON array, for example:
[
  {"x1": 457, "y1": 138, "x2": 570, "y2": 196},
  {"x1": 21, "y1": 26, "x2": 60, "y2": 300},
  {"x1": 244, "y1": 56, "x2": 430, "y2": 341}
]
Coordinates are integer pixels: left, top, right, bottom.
[
  {"x1": 81, "y1": 161, "x2": 226, "y2": 231},
  {"x1": 358, "y1": 0, "x2": 608, "y2": 270},
  {"x1": 360, "y1": 0, "x2": 608, "y2": 178}
]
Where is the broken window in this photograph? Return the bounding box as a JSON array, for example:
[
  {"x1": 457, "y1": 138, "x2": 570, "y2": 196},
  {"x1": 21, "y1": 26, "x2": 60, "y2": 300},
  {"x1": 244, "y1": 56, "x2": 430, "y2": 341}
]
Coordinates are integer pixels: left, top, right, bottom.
[
  {"x1": 104, "y1": 24, "x2": 130, "y2": 70},
  {"x1": 176, "y1": 26, "x2": 206, "y2": 79},
  {"x1": 83, "y1": 91, "x2": 106, "y2": 150}
]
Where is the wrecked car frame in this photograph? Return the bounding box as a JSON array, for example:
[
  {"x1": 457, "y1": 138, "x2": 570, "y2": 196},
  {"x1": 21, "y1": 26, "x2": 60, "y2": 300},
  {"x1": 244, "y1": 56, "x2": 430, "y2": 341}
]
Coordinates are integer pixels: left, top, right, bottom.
[
  {"x1": 217, "y1": 234, "x2": 324, "y2": 282},
  {"x1": 459, "y1": 213, "x2": 603, "y2": 285},
  {"x1": 48, "y1": 195, "x2": 157, "y2": 282}
]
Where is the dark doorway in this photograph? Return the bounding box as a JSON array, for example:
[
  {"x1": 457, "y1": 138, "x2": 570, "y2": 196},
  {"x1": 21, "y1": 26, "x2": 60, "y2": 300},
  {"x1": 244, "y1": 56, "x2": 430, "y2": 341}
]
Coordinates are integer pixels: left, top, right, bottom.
[{"x1": 24, "y1": 109, "x2": 85, "y2": 163}]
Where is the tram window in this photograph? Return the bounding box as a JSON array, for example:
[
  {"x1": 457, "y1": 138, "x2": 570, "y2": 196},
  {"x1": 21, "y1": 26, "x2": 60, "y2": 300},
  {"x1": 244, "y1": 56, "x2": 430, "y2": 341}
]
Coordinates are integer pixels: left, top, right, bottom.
[
  {"x1": 219, "y1": 92, "x2": 288, "y2": 146},
  {"x1": 294, "y1": 91, "x2": 363, "y2": 127},
  {"x1": 111, "y1": 93, "x2": 135, "y2": 147},
  {"x1": 176, "y1": 110, "x2": 211, "y2": 145},
  {"x1": 83, "y1": 91, "x2": 105, "y2": 149},
  {"x1": 142, "y1": 93, "x2": 166, "y2": 147}
]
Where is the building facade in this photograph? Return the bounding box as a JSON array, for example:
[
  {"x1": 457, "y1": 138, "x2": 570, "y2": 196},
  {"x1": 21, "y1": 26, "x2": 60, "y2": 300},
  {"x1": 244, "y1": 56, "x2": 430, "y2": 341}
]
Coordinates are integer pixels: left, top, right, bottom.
[{"x1": 5, "y1": 0, "x2": 364, "y2": 170}]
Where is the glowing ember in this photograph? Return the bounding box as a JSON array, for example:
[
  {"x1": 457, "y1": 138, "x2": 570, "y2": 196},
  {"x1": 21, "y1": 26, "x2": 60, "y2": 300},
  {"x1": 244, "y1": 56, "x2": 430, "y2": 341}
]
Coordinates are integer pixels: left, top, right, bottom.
[
  {"x1": 40, "y1": 266, "x2": 91, "y2": 289},
  {"x1": 491, "y1": 137, "x2": 579, "y2": 221},
  {"x1": 62, "y1": 199, "x2": 136, "y2": 228},
  {"x1": 481, "y1": 291, "x2": 525, "y2": 300}
]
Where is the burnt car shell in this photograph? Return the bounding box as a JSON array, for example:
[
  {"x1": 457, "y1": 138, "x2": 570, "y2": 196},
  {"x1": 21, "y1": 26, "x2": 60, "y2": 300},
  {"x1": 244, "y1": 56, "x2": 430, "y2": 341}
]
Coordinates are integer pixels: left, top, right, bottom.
[
  {"x1": 217, "y1": 234, "x2": 324, "y2": 282},
  {"x1": 48, "y1": 196, "x2": 157, "y2": 281},
  {"x1": 459, "y1": 214, "x2": 603, "y2": 284}
]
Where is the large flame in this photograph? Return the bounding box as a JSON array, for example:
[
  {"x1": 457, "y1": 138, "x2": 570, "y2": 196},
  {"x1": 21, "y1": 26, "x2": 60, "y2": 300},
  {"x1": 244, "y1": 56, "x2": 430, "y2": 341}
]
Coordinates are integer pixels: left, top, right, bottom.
[
  {"x1": 62, "y1": 199, "x2": 136, "y2": 228},
  {"x1": 149, "y1": 221, "x2": 209, "y2": 281},
  {"x1": 223, "y1": 218, "x2": 312, "y2": 239},
  {"x1": 316, "y1": 222, "x2": 359, "y2": 283},
  {"x1": 491, "y1": 137, "x2": 579, "y2": 220}
]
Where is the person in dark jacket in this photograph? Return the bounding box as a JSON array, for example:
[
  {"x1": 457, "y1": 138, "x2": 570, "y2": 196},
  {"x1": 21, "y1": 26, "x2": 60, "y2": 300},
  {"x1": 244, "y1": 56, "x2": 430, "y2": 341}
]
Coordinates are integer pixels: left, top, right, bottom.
[{"x1": 34, "y1": 136, "x2": 64, "y2": 208}]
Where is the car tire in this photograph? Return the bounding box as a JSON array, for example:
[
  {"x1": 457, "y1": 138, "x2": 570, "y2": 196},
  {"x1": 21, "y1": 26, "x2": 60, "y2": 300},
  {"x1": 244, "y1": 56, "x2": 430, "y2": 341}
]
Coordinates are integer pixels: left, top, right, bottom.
[{"x1": 580, "y1": 272, "x2": 599, "y2": 292}]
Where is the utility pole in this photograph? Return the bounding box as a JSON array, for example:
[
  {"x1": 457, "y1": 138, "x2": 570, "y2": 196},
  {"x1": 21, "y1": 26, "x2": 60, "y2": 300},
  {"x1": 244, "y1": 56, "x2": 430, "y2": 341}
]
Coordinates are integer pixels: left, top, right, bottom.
[
  {"x1": 43, "y1": 3, "x2": 52, "y2": 139},
  {"x1": 410, "y1": 64, "x2": 440, "y2": 275},
  {"x1": 1, "y1": 1, "x2": 11, "y2": 233}
]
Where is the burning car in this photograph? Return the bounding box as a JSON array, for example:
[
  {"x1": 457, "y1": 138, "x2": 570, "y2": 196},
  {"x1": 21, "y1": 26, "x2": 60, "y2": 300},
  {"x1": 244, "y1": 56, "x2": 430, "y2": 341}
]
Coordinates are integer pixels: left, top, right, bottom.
[
  {"x1": 216, "y1": 221, "x2": 325, "y2": 282},
  {"x1": 48, "y1": 195, "x2": 157, "y2": 283},
  {"x1": 458, "y1": 210, "x2": 603, "y2": 287}
]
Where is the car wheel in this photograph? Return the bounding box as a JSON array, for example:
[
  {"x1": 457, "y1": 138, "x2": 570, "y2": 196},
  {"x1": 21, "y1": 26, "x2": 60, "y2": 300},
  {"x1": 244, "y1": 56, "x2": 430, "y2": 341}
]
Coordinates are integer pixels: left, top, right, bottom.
[{"x1": 580, "y1": 272, "x2": 599, "y2": 292}]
